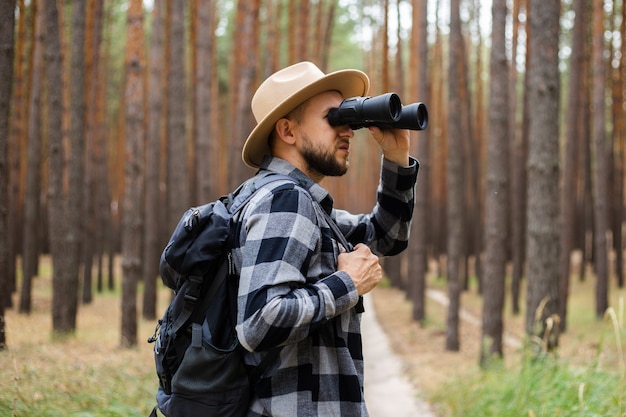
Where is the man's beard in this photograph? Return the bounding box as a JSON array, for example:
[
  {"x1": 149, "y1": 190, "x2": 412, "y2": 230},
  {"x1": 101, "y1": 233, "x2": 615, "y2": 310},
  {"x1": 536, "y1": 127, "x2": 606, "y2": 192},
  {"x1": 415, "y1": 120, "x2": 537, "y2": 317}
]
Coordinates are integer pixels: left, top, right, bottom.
[{"x1": 301, "y1": 133, "x2": 348, "y2": 177}]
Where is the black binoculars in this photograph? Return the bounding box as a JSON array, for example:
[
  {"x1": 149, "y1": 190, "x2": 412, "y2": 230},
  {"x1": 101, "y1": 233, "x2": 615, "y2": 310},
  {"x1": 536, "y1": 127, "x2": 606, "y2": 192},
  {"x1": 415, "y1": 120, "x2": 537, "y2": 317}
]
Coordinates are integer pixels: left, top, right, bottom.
[{"x1": 327, "y1": 93, "x2": 428, "y2": 131}]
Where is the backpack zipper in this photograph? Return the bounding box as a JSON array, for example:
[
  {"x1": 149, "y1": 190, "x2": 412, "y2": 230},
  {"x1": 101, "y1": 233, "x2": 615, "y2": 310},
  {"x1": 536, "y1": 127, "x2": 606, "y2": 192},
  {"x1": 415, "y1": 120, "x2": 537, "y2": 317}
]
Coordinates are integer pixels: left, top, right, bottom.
[{"x1": 227, "y1": 252, "x2": 235, "y2": 276}]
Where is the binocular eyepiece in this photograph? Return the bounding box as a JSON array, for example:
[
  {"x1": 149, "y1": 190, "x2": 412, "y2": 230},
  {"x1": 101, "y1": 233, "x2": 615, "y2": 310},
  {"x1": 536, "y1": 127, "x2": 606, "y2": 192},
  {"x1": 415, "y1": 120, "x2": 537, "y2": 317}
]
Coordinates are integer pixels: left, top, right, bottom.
[{"x1": 327, "y1": 92, "x2": 428, "y2": 131}]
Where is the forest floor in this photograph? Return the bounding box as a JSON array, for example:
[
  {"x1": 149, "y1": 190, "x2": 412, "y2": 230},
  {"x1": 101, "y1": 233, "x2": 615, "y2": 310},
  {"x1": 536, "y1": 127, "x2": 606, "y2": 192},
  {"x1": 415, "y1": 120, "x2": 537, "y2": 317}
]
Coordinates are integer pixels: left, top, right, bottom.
[
  {"x1": 2, "y1": 255, "x2": 626, "y2": 416},
  {"x1": 370, "y1": 255, "x2": 626, "y2": 415}
]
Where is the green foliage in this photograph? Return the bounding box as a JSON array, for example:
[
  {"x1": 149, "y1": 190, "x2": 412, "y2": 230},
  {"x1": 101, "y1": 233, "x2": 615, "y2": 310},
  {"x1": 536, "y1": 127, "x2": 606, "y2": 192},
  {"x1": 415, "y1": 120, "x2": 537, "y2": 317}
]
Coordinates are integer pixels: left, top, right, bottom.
[
  {"x1": 102, "y1": 0, "x2": 128, "y2": 136},
  {"x1": 327, "y1": 2, "x2": 367, "y2": 71},
  {"x1": 432, "y1": 308, "x2": 626, "y2": 417},
  {"x1": 0, "y1": 257, "x2": 161, "y2": 417},
  {"x1": 432, "y1": 356, "x2": 624, "y2": 417},
  {"x1": 1, "y1": 343, "x2": 156, "y2": 417}
]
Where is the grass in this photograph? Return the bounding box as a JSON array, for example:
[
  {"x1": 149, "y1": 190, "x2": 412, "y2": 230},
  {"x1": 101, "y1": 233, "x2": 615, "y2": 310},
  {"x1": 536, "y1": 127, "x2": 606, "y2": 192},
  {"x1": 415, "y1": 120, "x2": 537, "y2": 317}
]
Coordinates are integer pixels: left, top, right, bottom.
[
  {"x1": 433, "y1": 357, "x2": 623, "y2": 417},
  {"x1": 4, "y1": 341, "x2": 155, "y2": 416},
  {"x1": 374, "y1": 256, "x2": 626, "y2": 417},
  {"x1": 0, "y1": 257, "x2": 167, "y2": 417},
  {"x1": 3, "y1": 255, "x2": 626, "y2": 416},
  {"x1": 428, "y1": 328, "x2": 626, "y2": 417},
  {"x1": 410, "y1": 258, "x2": 626, "y2": 417}
]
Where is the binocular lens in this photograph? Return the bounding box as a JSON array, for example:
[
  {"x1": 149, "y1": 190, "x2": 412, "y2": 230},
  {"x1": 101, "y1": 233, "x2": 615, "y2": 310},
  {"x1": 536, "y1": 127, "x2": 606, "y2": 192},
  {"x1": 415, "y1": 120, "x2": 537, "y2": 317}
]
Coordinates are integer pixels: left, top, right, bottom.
[
  {"x1": 394, "y1": 103, "x2": 428, "y2": 131},
  {"x1": 359, "y1": 93, "x2": 402, "y2": 123},
  {"x1": 328, "y1": 93, "x2": 402, "y2": 128},
  {"x1": 328, "y1": 93, "x2": 428, "y2": 131}
]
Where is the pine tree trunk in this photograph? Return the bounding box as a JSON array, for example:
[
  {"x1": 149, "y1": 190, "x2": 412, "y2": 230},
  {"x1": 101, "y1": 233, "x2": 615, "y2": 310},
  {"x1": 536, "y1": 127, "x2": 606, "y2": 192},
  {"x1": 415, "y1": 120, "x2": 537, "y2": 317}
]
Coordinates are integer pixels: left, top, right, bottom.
[
  {"x1": 525, "y1": 0, "x2": 561, "y2": 351},
  {"x1": 82, "y1": 0, "x2": 105, "y2": 305},
  {"x1": 480, "y1": 0, "x2": 509, "y2": 365},
  {"x1": 142, "y1": 0, "x2": 165, "y2": 321},
  {"x1": 613, "y1": 0, "x2": 626, "y2": 289},
  {"x1": 511, "y1": 0, "x2": 530, "y2": 315},
  {"x1": 446, "y1": 0, "x2": 464, "y2": 352},
  {"x1": 121, "y1": 0, "x2": 145, "y2": 347},
  {"x1": 166, "y1": 0, "x2": 188, "y2": 231},
  {"x1": 44, "y1": 0, "x2": 72, "y2": 334},
  {"x1": 591, "y1": 0, "x2": 608, "y2": 318},
  {"x1": 0, "y1": 0, "x2": 17, "y2": 350},
  {"x1": 66, "y1": 0, "x2": 87, "y2": 320},
  {"x1": 194, "y1": 0, "x2": 216, "y2": 203},
  {"x1": 7, "y1": 0, "x2": 28, "y2": 308},
  {"x1": 229, "y1": 0, "x2": 260, "y2": 189},
  {"x1": 409, "y1": 0, "x2": 429, "y2": 323},
  {"x1": 559, "y1": 0, "x2": 586, "y2": 331},
  {"x1": 20, "y1": 2, "x2": 45, "y2": 314}
]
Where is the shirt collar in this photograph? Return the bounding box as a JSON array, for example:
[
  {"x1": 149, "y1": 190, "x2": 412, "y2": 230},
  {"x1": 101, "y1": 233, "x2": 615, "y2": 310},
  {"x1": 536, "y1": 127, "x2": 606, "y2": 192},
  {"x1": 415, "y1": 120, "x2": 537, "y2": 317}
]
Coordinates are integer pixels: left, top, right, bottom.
[{"x1": 258, "y1": 155, "x2": 334, "y2": 213}]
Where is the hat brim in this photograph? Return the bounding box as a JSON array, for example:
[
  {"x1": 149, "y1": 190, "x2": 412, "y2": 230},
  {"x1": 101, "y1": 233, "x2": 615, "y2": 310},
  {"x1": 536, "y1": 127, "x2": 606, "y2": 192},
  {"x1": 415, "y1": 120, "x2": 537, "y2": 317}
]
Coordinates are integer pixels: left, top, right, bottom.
[{"x1": 242, "y1": 69, "x2": 370, "y2": 168}]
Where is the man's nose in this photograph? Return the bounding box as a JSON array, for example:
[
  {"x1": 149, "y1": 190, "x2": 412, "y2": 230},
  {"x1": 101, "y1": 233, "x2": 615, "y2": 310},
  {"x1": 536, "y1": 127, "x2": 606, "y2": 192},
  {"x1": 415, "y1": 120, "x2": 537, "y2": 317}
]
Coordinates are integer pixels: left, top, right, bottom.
[{"x1": 337, "y1": 124, "x2": 354, "y2": 138}]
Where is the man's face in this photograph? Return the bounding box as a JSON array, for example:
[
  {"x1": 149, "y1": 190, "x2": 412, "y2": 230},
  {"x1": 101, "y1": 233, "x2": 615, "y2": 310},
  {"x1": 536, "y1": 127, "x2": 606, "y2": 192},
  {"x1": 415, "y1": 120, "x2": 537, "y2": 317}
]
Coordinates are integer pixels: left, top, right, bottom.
[{"x1": 294, "y1": 91, "x2": 354, "y2": 180}]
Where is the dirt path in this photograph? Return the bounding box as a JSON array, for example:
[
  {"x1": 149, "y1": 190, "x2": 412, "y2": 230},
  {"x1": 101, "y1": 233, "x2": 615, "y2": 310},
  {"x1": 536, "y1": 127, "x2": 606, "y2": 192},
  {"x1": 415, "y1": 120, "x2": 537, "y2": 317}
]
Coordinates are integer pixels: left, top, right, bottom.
[
  {"x1": 362, "y1": 295, "x2": 436, "y2": 417},
  {"x1": 426, "y1": 288, "x2": 522, "y2": 349},
  {"x1": 363, "y1": 286, "x2": 524, "y2": 417}
]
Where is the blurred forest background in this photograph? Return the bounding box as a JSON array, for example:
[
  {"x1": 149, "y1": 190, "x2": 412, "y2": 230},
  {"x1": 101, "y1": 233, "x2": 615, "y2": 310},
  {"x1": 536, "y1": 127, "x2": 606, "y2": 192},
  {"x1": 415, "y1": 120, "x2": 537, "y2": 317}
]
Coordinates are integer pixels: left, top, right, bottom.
[{"x1": 0, "y1": 0, "x2": 624, "y2": 367}]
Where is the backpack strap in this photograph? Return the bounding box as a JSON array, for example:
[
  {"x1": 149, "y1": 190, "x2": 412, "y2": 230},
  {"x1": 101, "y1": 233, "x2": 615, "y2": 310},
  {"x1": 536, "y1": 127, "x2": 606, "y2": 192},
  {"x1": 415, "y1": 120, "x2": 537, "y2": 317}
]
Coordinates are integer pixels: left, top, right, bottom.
[
  {"x1": 245, "y1": 172, "x2": 354, "y2": 252},
  {"x1": 229, "y1": 173, "x2": 295, "y2": 215},
  {"x1": 165, "y1": 273, "x2": 204, "y2": 340},
  {"x1": 248, "y1": 345, "x2": 281, "y2": 387},
  {"x1": 163, "y1": 175, "x2": 294, "y2": 344},
  {"x1": 313, "y1": 204, "x2": 363, "y2": 312},
  {"x1": 312, "y1": 203, "x2": 353, "y2": 252},
  {"x1": 233, "y1": 173, "x2": 360, "y2": 386},
  {"x1": 244, "y1": 175, "x2": 361, "y2": 314}
]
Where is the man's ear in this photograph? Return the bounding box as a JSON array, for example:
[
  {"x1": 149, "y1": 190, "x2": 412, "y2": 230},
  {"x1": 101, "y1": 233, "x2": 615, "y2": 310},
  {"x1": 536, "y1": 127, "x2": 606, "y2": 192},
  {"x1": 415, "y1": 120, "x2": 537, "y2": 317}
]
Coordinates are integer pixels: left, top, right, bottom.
[{"x1": 274, "y1": 118, "x2": 297, "y2": 145}]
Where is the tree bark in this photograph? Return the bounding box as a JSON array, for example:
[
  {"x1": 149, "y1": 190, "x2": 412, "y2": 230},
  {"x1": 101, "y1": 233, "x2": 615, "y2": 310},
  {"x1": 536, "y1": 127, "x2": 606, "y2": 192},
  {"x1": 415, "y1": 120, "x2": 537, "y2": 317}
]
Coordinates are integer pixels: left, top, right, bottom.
[
  {"x1": 287, "y1": 0, "x2": 297, "y2": 64},
  {"x1": 166, "y1": 0, "x2": 188, "y2": 231},
  {"x1": 559, "y1": 0, "x2": 586, "y2": 331},
  {"x1": 525, "y1": 0, "x2": 561, "y2": 351},
  {"x1": 430, "y1": 2, "x2": 447, "y2": 266},
  {"x1": 44, "y1": 0, "x2": 73, "y2": 334},
  {"x1": 613, "y1": 0, "x2": 626, "y2": 289},
  {"x1": 319, "y1": 1, "x2": 335, "y2": 70},
  {"x1": 21, "y1": 0, "x2": 47, "y2": 315},
  {"x1": 82, "y1": 0, "x2": 105, "y2": 305},
  {"x1": 194, "y1": 0, "x2": 217, "y2": 203},
  {"x1": 229, "y1": 0, "x2": 260, "y2": 189},
  {"x1": 480, "y1": 0, "x2": 509, "y2": 365},
  {"x1": 66, "y1": 0, "x2": 87, "y2": 315},
  {"x1": 445, "y1": 0, "x2": 465, "y2": 352},
  {"x1": 7, "y1": 0, "x2": 29, "y2": 308},
  {"x1": 511, "y1": 0, "x2": 530, "y2": 315},
  {"x1": 142, "y1": 0, "x2": 165, "y2": 321},
  {"x1": 94, "y1": 1, "x2": 113, "y2": 295},
  {"x1": 591, "y1": 0, "x2": 608, "y2": 319},
  {"x1": 381, "y1": 0, "x2": 389, "y2": 91},
  {"x1": 121, "y1": 0, "x2": 146, "y2": 347},
  {"x1": 409, "y1": 0, "x2": 429, "y2": 323},
  {"x1": 0, "y1": 0, "x2": 17, "y2": 350},
  {"x1": 296, "y1": 0, "x2": 309, "y2": 62}
]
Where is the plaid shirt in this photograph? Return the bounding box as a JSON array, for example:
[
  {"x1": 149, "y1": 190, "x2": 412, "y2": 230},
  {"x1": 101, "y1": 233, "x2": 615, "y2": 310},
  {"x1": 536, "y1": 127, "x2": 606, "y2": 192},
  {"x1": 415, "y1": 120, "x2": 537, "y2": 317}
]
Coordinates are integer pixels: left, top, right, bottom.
[{"x1": 233, "y1": 155, "x2": 418, "y2": 417}]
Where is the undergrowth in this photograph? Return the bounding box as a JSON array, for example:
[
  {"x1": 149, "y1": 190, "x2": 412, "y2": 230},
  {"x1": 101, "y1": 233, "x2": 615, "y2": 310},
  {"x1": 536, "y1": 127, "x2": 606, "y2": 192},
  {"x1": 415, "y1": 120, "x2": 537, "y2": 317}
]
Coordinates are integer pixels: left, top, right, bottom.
[
  {"x1": 3, "y1": 257, "x2": 626, "y2": 416},
  {"x1": 1, "y1": 342, "x2": 157, "y2": 417},
  {"x1": 433, "y1": 355, "x2": 623, "y2": 416},
  {"x1": 0, "y1": 260, "x2": 162, "y2": 417},
  {"x1": 432, "y1": 304, "x2": 626, "y2": 417}
]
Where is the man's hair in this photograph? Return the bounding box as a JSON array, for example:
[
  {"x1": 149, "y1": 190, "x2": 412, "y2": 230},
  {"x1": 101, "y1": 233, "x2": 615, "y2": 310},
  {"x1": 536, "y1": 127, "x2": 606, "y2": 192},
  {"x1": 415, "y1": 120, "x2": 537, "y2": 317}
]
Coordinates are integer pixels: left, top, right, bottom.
[{"x1": 268, "y1": 100, "x2": 309, "y2": 148}]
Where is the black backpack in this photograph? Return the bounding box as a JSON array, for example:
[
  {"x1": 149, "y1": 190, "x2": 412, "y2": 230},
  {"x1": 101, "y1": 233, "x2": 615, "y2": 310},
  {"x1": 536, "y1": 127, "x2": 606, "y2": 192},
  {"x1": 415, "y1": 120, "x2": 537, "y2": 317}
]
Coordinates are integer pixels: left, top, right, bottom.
[{"x1": 147, "y1": 174, "x2": 291, "y2": 417}]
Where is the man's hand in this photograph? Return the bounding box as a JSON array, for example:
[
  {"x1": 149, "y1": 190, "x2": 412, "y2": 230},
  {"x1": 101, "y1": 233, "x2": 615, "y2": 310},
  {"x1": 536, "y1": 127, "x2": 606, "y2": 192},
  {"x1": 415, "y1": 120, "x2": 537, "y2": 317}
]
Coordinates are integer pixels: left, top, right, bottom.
[
  {"x1": 337, "y1": 243, "x2": 382, "y2": 295},
  {"x1": 368, "y1": 126, "x2": 410, "y2": 166}
]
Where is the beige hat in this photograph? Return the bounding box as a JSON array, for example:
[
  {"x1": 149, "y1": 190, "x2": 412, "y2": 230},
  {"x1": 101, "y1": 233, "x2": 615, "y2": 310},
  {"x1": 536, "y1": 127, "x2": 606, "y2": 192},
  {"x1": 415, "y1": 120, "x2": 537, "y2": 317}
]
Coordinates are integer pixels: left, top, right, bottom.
[{"x1": 242, "y1": 61, "x2": 370, "y2": 168}]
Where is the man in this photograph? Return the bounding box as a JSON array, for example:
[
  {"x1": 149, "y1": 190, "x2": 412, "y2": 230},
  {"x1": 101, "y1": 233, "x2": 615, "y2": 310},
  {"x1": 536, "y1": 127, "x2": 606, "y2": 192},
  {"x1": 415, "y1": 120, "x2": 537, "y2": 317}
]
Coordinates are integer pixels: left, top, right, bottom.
[{"x1": 233, "y1": 61, "x2": 419, "y2": 417}]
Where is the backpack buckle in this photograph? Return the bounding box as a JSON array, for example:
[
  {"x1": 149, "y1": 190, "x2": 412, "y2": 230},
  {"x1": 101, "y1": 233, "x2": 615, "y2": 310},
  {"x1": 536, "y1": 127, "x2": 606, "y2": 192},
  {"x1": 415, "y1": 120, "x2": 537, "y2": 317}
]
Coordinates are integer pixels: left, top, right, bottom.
[{"x1": 184, "y1": 274, "x2": 203, "y2": 304}]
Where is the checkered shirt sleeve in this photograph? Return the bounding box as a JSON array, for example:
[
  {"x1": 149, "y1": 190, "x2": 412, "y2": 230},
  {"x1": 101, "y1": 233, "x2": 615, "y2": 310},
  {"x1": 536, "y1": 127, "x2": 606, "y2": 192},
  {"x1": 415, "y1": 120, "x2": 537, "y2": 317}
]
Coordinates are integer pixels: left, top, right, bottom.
[{"x1": 233, "y1": 156, "x2": 418, "y2": 417}]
